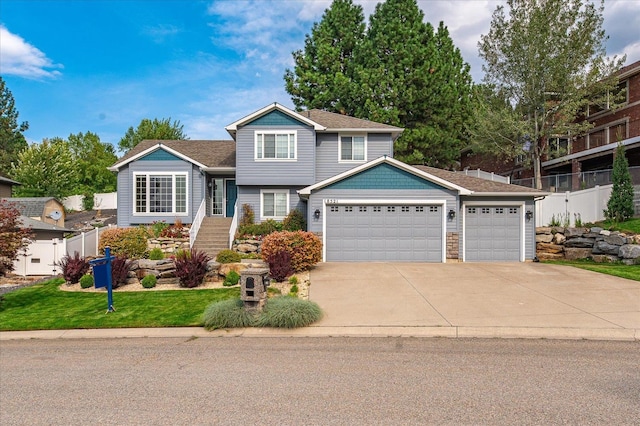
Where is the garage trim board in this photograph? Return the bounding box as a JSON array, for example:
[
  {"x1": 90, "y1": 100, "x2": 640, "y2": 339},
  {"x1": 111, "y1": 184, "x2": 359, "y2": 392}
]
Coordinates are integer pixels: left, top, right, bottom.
[{"x1": 322, "y1": 199, "x2": 447, "y2": 262}]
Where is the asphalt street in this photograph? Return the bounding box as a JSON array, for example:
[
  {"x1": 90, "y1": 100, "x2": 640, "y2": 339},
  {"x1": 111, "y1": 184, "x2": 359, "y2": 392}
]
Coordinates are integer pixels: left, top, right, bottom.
[{"x1": 1, "y1": 337, "x2": 639, "y2": 425}]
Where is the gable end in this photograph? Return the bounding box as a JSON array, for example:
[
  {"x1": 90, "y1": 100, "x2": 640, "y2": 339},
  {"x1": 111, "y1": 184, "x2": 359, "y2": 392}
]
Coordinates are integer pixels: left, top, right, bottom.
[
  {"x1": 326, "y1": 163, "x2": 445, "y2": 190},
  {"x1": 139, "y1": 149, "x2": 183, "y2": 162},
  {"x1": 246, "y1": 110, "x2": 311, "y2": 127}
]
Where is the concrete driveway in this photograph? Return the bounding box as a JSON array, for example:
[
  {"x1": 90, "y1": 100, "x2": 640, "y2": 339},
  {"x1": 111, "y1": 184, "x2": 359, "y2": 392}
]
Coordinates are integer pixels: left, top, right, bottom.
[{"x1": 309, "y1": 262, "x2": 640, "y2": 333}]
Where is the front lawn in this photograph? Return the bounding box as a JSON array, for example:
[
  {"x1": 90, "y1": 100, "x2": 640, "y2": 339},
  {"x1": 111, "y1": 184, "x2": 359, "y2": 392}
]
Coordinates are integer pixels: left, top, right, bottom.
[
  {"x1": 0, "y1": 278, "x2": 239, "y2": 331},
  {"x1": 545, "y1": 260, "x2": 640, "y2": 281},
  {"x1": 593, "y1": 218, "x2": 640, "y2": 234}
]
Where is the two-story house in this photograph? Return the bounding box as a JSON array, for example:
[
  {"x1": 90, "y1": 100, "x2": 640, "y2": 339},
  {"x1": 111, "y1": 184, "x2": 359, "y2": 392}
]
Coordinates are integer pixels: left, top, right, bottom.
[{"x1": 110, "y1": 103, "x2": 544, "y2": 263}]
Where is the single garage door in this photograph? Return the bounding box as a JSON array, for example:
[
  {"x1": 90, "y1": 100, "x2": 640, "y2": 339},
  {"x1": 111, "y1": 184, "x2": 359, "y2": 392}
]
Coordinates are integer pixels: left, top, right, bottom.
[
  {"x1": 465, "y1": 206, "x2": 521, "y2": 261},
  {"x1": 325, "y1": 204, "x2": 443, "y2": 262}
]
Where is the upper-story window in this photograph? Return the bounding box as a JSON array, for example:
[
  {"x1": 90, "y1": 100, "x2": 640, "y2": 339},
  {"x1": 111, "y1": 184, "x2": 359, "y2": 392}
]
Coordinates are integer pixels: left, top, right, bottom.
[
  {"x1": 255, "y1": 131, "x2": 296, "y2": 160},
  {"x1": 340, "y1": 135, "x2": 366, "y2": 162}
]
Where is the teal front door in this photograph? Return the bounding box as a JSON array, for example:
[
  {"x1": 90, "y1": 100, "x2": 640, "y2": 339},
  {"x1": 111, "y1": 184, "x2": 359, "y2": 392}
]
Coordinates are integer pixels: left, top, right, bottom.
[{"x1": 225, "y1": 179, "x2": 237, "y2": 217}]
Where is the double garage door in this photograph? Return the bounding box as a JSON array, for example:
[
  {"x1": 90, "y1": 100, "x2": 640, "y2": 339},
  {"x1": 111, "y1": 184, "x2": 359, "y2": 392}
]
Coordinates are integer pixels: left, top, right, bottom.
[
  {"x1": 325, "y1": 203, "x2": 443, "y2": 262},
  {"x1": 465, "y1": 206, "x2": 521, "y2": 261}
]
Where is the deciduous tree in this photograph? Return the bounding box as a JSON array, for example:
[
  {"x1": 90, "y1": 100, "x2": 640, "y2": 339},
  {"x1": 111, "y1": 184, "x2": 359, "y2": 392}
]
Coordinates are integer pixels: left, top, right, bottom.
[
  {"x1": 118, "y1": 118, "x2": 187, "y2": 152},
  {"x1": 0, "y1": 199, "x2": 33, "y2": 276},
  {"x1": 67, "y1": 131, "x2": 117, "y2": 197}
]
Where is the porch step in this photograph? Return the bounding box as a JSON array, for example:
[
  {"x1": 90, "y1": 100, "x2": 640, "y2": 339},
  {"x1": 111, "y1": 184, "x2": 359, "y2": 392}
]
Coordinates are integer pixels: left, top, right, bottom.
[{"x1": 192, "y1": 217, "x2": 233, "y2": 260}]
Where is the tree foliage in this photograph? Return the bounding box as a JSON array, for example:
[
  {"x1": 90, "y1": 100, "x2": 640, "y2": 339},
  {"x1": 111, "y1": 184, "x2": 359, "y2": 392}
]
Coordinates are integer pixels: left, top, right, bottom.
[
  {"x1": 67, "y1": 131, "x2": 117, "y2": 195},
  {"x1": 0, "y1": 199, "x2": 33, "y2": 276},
  {"x1": 284, "y1": 0, "x2": 473, "y2": 168},
  {"x1": 0, "y1": 77, "x2": 29, "y2": 176},
  {"x1": 473, "y1": 0, "x2": 625, "y2": 188},
  {"x1": 605, "y1": 143, "x2": 634, "y2": 222},
  {"x1": 118, "y1": 118, "x2": 187, "y2": 152},
  {"x1": 10, "y1": 139, "x2": 78, "y2": 199}
]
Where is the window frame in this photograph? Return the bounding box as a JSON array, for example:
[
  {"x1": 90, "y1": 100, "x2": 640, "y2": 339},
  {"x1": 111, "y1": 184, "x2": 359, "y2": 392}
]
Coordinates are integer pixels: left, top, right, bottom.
[
  {"x1": 132, "y1": 172, "x2": 189, "y2": 217},
  {"x1": 254, "y1": 131, "x2": 297, "y2": 161},
  {"x1": 338, "y1": 134, "x2": 367, "y2": 163},
  {"x1": 260, "y1": 189, "x2": 290, "y2": 220}
]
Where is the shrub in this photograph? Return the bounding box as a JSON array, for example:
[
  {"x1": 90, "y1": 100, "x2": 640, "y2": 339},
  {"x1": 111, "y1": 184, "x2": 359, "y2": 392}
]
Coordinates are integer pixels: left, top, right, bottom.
[
  {"x1": 59, "y1": 252, "x2": 90, "y2": 284},
  {"x1": 261, "y1": 231, "x2": 322, "y2": 272},
  {"x1": 255, "y1": 296, "x2": 322, "y2": 328},
  {"x1": 223, "y1": 270, "x2": 240, "y2": 287},
  {"x1": 282, "y1": 209, "x2": 306, "y2": 231},
  {"x1": 174, "y1": 249, "x2": 211, "y2": 288},
  {"x1": 0, "y1": 199, "x2": 33, "y2": 276},
  {"x1": 288, "y1": 284, "x2": 299, "y2": 297},
  {"x1": 202, "y1": 298, "x2": 257, "y2": 330},
  {"x1": 150, "y1": 221, "x2": 170, "y2": 238},
  {"x1": 141, "y1": 274, "x2": 157, "y2": 288},
  {"x1": 238, "y1": 219, "x2": 282, "y2": 238},
  {"x1": 159, "y1": 221, "x2": 189, "y2": 239},
  {"x1": 79, "y1": 274, "x2": 94, "y2": 289},
  {"x1": 288, "y1": 275, "x2": 298, "y2": 285},
  {"x1": 605, "y1": 143, "x2": 634, "y2": 222},
  {"x1": 99, "y1": 227, "x2": 148, "y2": 258},
  {"x1": 82, "y1": 193, "x2": 95, "y2": 211},
  {"x1": 148, "y1": 248, "x2": 164, "y2": 260},
  {"x1": 266, "y1": 250, "x2": 293, "y2": 282},
  {"x1": 110, "y1": 256, "x2": 132, "y2": 288},
  {"x1": 240, "y1": 203, "x2": 255, "y2": 227},
  {"x1": 216, "y1": 249, "x2": 241, "y2": 264}
]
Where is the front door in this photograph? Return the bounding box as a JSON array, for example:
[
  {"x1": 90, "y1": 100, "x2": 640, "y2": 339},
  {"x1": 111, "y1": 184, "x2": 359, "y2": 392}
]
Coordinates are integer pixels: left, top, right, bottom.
[{"x1": 225, "y1": 179, "x2": 237, "y2": 217}]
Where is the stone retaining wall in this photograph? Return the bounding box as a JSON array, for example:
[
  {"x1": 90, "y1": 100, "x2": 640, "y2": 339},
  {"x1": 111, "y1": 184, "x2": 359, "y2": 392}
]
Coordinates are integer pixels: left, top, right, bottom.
[
  {"x1": 536, "y1": 227, "x2": 640, "y2": 264},
  {"x1": 233, "y1": 238, "x2": 262, "y2": 255},
  {"x1": 147, "y1": 237, "x2": 190, "y2": 254}
]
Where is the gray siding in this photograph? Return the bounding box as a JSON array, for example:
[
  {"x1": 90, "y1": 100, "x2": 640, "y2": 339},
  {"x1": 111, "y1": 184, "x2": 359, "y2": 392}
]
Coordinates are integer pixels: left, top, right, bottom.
[
  {"x1": 460, "y1": 196, "x2": 537, "y2": 260},
  {"x1": 235, "y1": 124, "x2": 315, "y2": 186},
  {"x1": 237, "y1": 186, "x2": 306, "y2": 224},
  {"x1": 307, "y1": 188, "x2": 458, "y2": 234},
  {"x1": 117, "y1": 160, "x2": 203, "y2": 226},
  {"x1": 315, "y1": 132, "x2": 394, "y2": 182}
]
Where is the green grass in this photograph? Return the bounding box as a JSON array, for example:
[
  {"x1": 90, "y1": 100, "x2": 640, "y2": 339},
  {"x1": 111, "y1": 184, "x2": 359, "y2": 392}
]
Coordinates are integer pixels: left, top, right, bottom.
[
  {"x1": 0, "y1": 278, "x2": 239, "y2": 331},
  {"x1": 545, "y1": 260, "x2": 640, "y2": 281},
  {"x1": 592, "y1": 218, "x2": 640, "y2": 234}
]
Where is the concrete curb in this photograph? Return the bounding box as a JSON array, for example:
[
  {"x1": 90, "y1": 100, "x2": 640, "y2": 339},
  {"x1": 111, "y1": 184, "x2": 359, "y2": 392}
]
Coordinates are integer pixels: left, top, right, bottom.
[{"x1": 1, "y1": 326, "x2": 638, "y2": 341}]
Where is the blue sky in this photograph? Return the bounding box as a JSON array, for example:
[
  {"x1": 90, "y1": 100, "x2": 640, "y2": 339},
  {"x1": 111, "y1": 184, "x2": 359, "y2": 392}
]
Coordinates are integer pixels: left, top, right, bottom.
[{"x1": 2, "y1": 0, "x2": 639, "y2": 153}]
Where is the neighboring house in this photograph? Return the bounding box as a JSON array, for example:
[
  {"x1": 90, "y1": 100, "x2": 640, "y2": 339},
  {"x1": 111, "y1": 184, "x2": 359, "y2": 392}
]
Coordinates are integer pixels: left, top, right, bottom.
[
  {"x1": 1, "y1": 197, "x2": 66, "y2": 227},
  {"x1": 18, "y1": 215, "x2": 70, "y2": 240},
  {"x1": 110, "y1": 103, "x2": 546, "y2": 262},
  {"x1": 0, "y1": 175, "x2": 20, "y2": 198},
  {"x1": 461, "y1": 60, "x2": 640, "y2": 191}
]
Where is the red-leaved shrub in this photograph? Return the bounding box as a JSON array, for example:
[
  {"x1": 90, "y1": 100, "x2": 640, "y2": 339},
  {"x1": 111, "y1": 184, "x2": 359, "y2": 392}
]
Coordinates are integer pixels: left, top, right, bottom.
[
  {"x1": 174, "y1": 249, "x2": 211, "y2": 288},
  {"x1": 110, "y1": 256, "x2": 132, "y2": 288},
  {"x1": 260, "y1": 231, "x2": 322, "y2": 272},
  {"x1": 267, "y1": 250, "x2": 293, "y2": 282},
  {"x1": 59, "y1": 252, "x2": 90, "y2": 284}
]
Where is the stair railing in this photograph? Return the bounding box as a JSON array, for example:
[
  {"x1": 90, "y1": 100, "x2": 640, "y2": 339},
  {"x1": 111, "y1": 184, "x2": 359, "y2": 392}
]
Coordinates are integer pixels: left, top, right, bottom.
[
  {"x1": 228, "y1": 201, "x2": 238, "y2": 249},
  {"x1": 189, "y1": 199, "x2": 206, "y2": 248}
]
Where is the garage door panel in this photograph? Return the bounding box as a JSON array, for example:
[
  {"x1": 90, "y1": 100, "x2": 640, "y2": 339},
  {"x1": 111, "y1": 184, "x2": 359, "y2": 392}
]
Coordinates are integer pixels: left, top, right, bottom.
[{"x1": 465, "y1": 206, "x2": 521, "y2": 262}]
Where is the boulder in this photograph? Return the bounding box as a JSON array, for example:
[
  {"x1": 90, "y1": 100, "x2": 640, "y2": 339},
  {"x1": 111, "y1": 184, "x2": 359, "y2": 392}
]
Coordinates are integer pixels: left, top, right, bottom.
[
  {"x1": 536, "y1": 227, "x2": 552, "y2": 235},
  {"x1": 157, "y1": 277, "x2": 180, "y2": 286},
  {"x1": 564, "y1": 237, "x2": 595, "y2": 248},
  {"x1": 236, "y1": 243, "x2": 258, "y2": 253},
  {"x1": 552, "y1": 233, "x2": 566, "y2": 244},
  {"x1": 536, "y1": 243, "x2": 564, "y2": 254},
  {"x1": 136, "y1": 269, "x2": 160, "y2": 279},
  {"x1": 592, "y1": 241, "x2": 620, "y2": 255},
  {"x1": 565, "y1": 227, "x2": 587, "y2": 238},
  {"x1": 206, "y1": 260, "x2": 220, "y2": 271},
  {"x1": 564, "y1": 248, "x2": 592, "y2": 260},
  {"x1": 619, "y1": 244, "x2": 640, "y2": 259},
  {"x1": 536, "y1": 252, "x2": 564, "y2": 261},
  {"x1": 599, "y1": 230, "x2": 611, "y2": 236},
  {"x1": 536, "y1": 234, "x2": 554, "y2": 243},
  {"x1": 158, "y1": 270, "x2": 176, "y2": 278},
  {"x1": 591, "y1": 255, "x2": 619, "y2": 263},
  {"x1": 589, "y1": 227, "x2": 603, "y2": 234},
  {"x1": 604, "y1": 233, "x2": 627, "y2": 246},
  {"x1": 137, "y1": 259, "x2": 158, "y2": 269},
  {"x1": 155, "y1": 262, "x2": 176, "y2": 271},
  {"x1": 219, "y1": 263, "x2": 248, "y2": 277}
]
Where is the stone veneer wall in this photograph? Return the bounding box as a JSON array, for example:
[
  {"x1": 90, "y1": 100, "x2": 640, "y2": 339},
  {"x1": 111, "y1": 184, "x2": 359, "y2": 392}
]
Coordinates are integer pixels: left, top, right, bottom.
[
  {"x1": 446, "y1": 232, "x2": 459, "y2": 259},
  {"x1": 536, "y1": 227, "x2": 640, "y2": 264}
]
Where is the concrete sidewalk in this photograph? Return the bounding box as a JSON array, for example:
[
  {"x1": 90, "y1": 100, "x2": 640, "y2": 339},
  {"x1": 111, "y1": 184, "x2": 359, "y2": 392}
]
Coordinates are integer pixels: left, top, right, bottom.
[{"x1": 1, "y1": 263, "x2": 639, "y2": 341}]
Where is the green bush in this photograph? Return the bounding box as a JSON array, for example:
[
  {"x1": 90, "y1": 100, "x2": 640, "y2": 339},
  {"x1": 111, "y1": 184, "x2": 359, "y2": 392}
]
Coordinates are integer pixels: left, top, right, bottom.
[
  {"x1": 82, "y1": 193, "x2": 95, "y2": 211},
  {"x1": 216, "y1": 249, "x2": 241, "y2": 263},
  {"x1": 150, "y1": 221, "x2": 170, "y2": 238},
  {"x1": 223, "y1": 270, "x2": 240, "y2": 287},
  {"x1": 238, "y1": 219, "x2": 282, "y2": 237},
  {"x1": 79, "y1": 274, "x2": 94, "y2": 289},
  {"x1": 141, "y1": 274, "x2": 157, "y2": 288},
  {"x1": 240, "y1": 203, "x2": 255, "y2": 227},
  {"x1": 261, "y1": 231, "x2": 322, "y2": 272},
  {"x1": 99, "y1": 227, "x2": 149, "y2": 258},
  {"x1": 288, "y1": 284, "x2": 299, "y2": 297},
  {"x1": 288, "y1": 275, "x2": 298, "y2": 285},
  {"x1": 148, "y1": 248, "x2": 164, "y2": 260},
  {"x1": 282, "y1": 209, "x2": 306, "y2": 231},
  {"x1": 255, "y1": 296, "x2": 322, "y2": 328},
  {"x1": 202, "y1": 298, "x2": 257, "y2": 330}
]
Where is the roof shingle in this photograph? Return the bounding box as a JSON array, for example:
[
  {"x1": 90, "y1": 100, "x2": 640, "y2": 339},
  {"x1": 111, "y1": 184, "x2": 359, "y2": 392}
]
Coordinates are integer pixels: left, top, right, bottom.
[{"x1": 112, "y1": 140, "x2": 236, "y2": 169}]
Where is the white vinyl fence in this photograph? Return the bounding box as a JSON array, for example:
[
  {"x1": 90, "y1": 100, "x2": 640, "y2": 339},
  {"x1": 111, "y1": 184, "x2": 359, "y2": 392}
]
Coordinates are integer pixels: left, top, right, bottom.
[
  {"x1": 12, "y1": 225, "x2": 116, "y2": 276},
  {"x1": 535, "y1": 184, "x2": 612, "y2": 227},
  {"x1": 63, "y1": 192, "x2": 117, "y2": 211}
]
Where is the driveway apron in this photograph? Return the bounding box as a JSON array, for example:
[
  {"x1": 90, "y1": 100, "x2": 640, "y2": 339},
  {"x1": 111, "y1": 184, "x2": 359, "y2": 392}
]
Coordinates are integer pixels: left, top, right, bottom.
[{"x1": 309, "y1": 262, "x2": 640, "y2": 330}]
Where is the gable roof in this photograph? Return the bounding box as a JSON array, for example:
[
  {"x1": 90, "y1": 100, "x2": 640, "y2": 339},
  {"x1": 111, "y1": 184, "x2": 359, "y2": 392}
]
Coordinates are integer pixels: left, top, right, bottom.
[
  {"x1": 18, "y1": 215, "x2": 71, "y2": 232},
  {"x1": 225, "y1": 103, "x2": 325, "y2": 137},
  {"x1": 109, "y1": 140, "x2": 236, "y2": 171},
  {"x1": 299, "y1": 157, "x2": 547, "y2": 198},
  {"x1": 1, "y1": 197, "x2": 60, "y2": 217},
  {"x1": 0, "y1": 174, "x2": 20, "y2": 186}
]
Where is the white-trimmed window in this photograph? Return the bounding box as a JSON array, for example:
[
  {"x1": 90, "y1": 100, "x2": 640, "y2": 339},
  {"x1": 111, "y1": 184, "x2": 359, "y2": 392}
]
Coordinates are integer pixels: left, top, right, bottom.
[
  {"x1": 261, "y1": 190, "x2": 289, "y2": 219},
  {"x1": 255, "y1": 131, "x2": 296, "y2": 160},
  {"x1": 339, "y1": 135, "x2": 366, "y2": 162},
  {"x1": 134, "y1": 173, "x2": 188, "y2": 215}
]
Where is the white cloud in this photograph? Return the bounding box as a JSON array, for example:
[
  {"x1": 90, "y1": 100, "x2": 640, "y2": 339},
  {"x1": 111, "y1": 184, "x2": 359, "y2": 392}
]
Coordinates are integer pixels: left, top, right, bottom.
[
  {"x1": 0, "y1": 25, "x2": 62, "y2": 79},
  {"x1": 142, "y1": 24, "x2": 181, "y2": 43}
]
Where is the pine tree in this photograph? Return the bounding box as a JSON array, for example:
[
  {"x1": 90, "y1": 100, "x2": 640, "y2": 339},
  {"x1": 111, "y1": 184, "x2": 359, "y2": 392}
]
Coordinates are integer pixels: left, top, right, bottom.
[
  {"x1": 605, "y1": 143, "x2": 634, "y2": 222},
  {"x1": 0, "y1": 77, "x2": 29, "y2": 176}
]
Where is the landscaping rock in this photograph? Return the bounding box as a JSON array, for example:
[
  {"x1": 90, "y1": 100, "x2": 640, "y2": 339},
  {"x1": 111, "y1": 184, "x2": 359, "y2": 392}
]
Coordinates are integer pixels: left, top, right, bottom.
[
  {"x1": 219, "y1": 263, "x2": 248, "y2": 277},
  {"x1": 565, "y1": 227, "x2": 587, "y2": 238},
  {"x1": 537, "y1": 227, "x2": 552, "y2": 235},
  {"x1": 536, "y1": 243, "x2": 564, "y2": 254},
  {"x1": 591, "y1": 255, "x2": 620, "y2": 263},
  {"x1": 158, "y1": 270, "x2": 176, "y2": 278},
  {"x1": 536, "y1": 252, "x2": 564, "y2": 261},
  {"x1": 563, "y1": 248, "x2": 592, "y2": 260},
  {"x1": 592, "y1": 241, "x2": 620, "y2": 255},
  {"x1": 155, "y1": 262, "x2": 175, "y2": 271},
  {"x1": 536, "y1": 234, "x2": 554, "y2": 243},
  {"x1": 604, "y1": 234, "x2": 627, "y2": 246},
  {"x1": 589, "y1": 227, "x2": 603, "y2": 234},
  {"x1": 619, "y1": 244, "x2": 640, "y2": 259},
  {"x1": 156, "y1": 277, "x2": 180, "y2": 286},
  {"x1": 564, "y1": 237, "x2": 595, "y2": 248},
  {"x1": 137, "y1": 259, "x2": 157, "y2": 269},
  {"x1": 136, "y1": 269, "x2": 160, "y2": 279},
  {"x1": 206, "y1": 260, "x2": 220, "y2": 271},
  {"x1": 600, "y1": 230, "x2": 611, "y2": 236},
  {"x1": 236, "y1": 243, "x2": 258, "y2": 252},
  {"x1": 553, "y1": 233, "x2": 566, "y2": 244}
]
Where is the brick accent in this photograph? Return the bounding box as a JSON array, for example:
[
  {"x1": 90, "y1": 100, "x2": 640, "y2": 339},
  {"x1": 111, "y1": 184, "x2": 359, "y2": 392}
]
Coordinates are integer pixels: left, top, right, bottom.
[{"x1": 446, "y1": 232, "x2": 459, "y2": 259}]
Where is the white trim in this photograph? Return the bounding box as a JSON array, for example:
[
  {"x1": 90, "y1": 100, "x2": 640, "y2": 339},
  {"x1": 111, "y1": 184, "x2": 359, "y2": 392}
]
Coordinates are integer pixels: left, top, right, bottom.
[
  {"x1": 260, "y1": 189, "x2": 290, "y2": 220},
  {"x1": 321, "y1": 198, "x2": 447, "y2": 263},
  {"x1": 225, "y1": 102, "x2": 326, "y2": 133},
  {"x1": 338, "y1": 133, "x2": 367, "y2": 163},
  {"x1": 132, "y1": 172, "x2": 189, "y2": 217},
  {"x1": 461, "y1": 201, "x2": 526, "y2": 262},
  {"x1": 298, "y1": 156, "x2": 471, "y2": 197},
  {"x1": 254, "y1": 130, "x2": 298, "y2": 161},
  {"x1": 110, "y1": 144, "x2": 206, "y2": 171}
]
